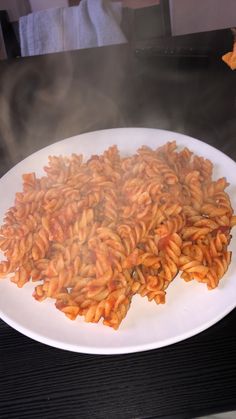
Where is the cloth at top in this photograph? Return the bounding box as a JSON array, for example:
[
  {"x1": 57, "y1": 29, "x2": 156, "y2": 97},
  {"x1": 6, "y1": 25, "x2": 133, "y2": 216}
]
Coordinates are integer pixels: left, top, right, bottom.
[{"x1": 20, "y1": 0, "x2": 127, "y2": 57}]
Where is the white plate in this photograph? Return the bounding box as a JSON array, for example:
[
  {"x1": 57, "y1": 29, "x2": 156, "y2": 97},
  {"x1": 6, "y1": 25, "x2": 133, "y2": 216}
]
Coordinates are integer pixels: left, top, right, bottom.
[{"x1": 0, "y1": 128, "x2": 235, "y2": 355}]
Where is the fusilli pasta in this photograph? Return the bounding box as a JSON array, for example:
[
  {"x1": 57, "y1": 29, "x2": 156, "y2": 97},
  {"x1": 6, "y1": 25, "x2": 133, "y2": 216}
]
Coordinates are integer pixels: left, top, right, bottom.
[{"x1": 0, "y1": 142, "x2": 235, "y2": 329}]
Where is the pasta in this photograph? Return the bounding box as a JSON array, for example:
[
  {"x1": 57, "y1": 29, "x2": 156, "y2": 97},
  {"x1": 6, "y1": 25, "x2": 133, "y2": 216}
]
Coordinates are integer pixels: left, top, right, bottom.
[{"x1": 0, "y1": 141, "x2": 235, "y2": 329}]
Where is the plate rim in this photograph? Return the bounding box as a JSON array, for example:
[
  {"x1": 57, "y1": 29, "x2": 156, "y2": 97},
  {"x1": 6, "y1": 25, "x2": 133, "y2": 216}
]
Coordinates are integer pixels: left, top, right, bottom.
[
  {"x1": 0, "y1": 299, "x2": 235, "y2": 355},
  {"x1": 0, "y1": 127, "x2": 236, "y2": 355},
  {"x1": 1, "y1": 127, "x2": 236, "y2": 182}
]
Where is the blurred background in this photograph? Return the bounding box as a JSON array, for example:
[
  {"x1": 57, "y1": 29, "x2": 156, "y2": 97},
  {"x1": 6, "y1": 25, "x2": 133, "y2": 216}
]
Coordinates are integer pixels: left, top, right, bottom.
[{"x1": 0, "y1": 0, "x2": 236, "y2": 59}]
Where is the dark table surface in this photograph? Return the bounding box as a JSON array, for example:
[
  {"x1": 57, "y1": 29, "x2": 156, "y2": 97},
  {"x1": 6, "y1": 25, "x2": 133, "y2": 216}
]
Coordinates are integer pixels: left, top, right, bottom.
[{"x1": 0, "y1": 31, "x2": 236, "y2": 419}]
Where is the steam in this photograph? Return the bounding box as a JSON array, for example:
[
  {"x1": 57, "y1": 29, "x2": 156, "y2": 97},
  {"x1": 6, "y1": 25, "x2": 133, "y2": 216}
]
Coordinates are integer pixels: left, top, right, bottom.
[{"x1": 0, "y1": 49, "x2": 126, "y2": 170}]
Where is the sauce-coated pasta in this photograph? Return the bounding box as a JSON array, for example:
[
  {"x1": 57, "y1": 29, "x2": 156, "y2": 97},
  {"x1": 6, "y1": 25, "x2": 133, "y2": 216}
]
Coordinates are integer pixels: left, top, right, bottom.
[{"x1": 0, "y1": 142, "x2": 235, "y2": 329}]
